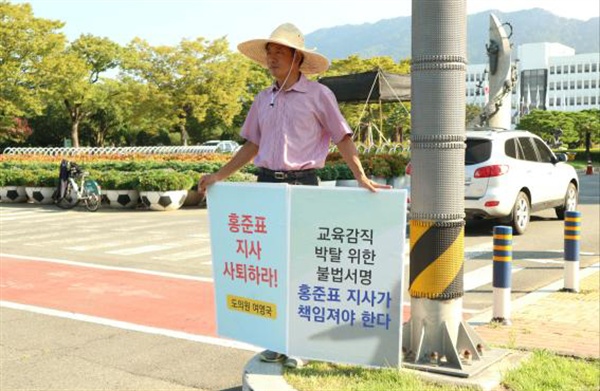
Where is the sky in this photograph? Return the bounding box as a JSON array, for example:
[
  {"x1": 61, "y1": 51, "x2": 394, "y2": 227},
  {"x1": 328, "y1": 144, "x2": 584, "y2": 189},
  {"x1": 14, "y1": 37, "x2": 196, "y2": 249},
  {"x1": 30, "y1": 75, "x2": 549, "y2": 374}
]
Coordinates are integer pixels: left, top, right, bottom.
[{"x1": 10, "y1": 0, "x2": 600, "y2": 49}]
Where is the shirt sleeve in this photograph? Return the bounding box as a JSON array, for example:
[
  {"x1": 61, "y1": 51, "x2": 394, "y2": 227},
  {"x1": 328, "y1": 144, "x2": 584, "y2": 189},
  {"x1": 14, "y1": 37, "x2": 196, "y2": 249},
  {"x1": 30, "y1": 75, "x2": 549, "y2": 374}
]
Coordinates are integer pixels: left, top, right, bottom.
[
  {"x1": 316, "y1": 86, "x2": 353, "y2": 145},
  {"x1": 240, "y1": 96, "x2": 262, "y2": 145}
]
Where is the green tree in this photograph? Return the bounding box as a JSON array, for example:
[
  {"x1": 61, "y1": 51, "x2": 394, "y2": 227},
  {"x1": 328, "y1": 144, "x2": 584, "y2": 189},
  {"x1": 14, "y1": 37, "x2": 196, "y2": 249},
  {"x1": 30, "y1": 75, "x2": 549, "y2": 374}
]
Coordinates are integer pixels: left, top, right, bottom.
[
  {"x1": 56, "y1": 35, "x2": 122, "y2": 147},
  {"x1": 518, "y1": 110, "x2": 579, "y2": 148},
  {"x1": 85, "y1": 79, "x2": 127, "y2": 146},
  {"x1": 0, "y1": 1, "x2": 66, "y2": 140},
  {"x1": 466, "y1": 104, "x2": 482, "y2": 126},
  {"x1": 572, "y1": 109, "x2": 600, "y2": 148},
  {"x1": 122, "y1": 37, "x2": 250, "y2": 145},
  {"x1": 107, "y1": 76, "x2": 172, "y2": 146}
]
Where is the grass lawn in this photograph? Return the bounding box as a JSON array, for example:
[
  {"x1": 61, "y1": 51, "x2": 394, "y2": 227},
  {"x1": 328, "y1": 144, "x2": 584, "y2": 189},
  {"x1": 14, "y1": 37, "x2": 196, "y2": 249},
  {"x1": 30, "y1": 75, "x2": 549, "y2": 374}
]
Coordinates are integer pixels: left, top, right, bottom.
[{"x1": 284, "y1": 350, "x2": 600, "y2": 391}]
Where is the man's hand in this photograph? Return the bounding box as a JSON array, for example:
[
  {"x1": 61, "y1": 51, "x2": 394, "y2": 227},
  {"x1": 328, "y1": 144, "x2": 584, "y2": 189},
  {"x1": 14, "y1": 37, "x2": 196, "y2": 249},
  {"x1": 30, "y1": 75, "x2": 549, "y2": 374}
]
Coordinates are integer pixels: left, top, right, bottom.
[
  {"x1": 198, "y1": 173, "x2": 221, "y2": 197},
  {"x1": 356, "y1": 174, "x2": 392, "y2": 192},
  {"x1": 196, "y1": 141, "x2": 259, "y2": 198}
]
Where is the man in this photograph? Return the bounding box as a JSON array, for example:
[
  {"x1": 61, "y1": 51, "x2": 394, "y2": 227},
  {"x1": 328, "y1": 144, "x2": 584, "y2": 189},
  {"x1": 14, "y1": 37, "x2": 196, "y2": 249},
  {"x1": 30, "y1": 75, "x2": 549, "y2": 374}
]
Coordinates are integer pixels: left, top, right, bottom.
[
  {"x1": 198, "y1": 22, "x2": 388, "y2": 192},
  {"x1": 198, "y1": 23, "x2": 389, "y2": 367}
]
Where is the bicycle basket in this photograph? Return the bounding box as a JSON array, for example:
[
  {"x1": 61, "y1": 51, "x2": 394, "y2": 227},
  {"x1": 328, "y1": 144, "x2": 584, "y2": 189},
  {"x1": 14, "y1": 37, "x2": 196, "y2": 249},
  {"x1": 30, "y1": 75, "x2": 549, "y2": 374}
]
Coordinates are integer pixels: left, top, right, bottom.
[{"x1": 84, "y1": 179, "x2": 101, "y2": 196}]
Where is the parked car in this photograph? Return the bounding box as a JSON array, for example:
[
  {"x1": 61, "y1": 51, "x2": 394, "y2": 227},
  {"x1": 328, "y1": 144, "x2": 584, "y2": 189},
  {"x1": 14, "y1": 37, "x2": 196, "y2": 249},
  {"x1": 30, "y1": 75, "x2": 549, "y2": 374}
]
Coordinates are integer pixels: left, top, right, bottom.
[
  {"x1": 406, "y1": 128, "x2": 579, "y2": 234},
  {"x1": 199, "y1": 140, "x2": 239, "y2": 153}
]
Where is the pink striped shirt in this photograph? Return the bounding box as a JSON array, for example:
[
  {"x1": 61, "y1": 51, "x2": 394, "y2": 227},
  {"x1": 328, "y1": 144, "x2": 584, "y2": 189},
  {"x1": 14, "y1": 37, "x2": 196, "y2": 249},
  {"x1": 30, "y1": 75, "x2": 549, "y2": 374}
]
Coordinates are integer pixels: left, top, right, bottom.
[{"x1": 240, "y1": 74, "x2": 352, "y2": 171}]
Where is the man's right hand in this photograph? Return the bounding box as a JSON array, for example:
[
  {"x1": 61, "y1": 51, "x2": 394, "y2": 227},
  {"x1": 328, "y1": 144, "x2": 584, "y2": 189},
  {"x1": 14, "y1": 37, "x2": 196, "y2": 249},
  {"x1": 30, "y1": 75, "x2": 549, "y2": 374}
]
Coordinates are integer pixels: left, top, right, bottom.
[{"x1": 198, "y1": 173, "x2": 221, "y2": 197}]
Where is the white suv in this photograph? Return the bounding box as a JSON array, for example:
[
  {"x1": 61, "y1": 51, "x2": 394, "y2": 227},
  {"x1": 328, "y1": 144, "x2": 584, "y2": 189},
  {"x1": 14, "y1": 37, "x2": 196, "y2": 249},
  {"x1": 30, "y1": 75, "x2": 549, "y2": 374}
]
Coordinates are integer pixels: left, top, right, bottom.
[
  {"x1": 405, "y1": 129, "x2": 579, "y2": 234},
  {"x1": 464, "y1": 129, "x2": 579, "y2": 234}
]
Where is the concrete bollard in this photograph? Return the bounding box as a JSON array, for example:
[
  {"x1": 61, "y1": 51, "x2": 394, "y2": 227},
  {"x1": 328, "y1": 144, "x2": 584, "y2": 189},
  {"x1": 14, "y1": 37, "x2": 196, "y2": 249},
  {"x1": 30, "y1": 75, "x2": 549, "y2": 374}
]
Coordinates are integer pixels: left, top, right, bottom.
[
  {"x1": 563, "y1": 210, "x2": 581, "y2": 292},
  {"x1": 492, "y1": 226, "x2": 512, "y2": 325}
]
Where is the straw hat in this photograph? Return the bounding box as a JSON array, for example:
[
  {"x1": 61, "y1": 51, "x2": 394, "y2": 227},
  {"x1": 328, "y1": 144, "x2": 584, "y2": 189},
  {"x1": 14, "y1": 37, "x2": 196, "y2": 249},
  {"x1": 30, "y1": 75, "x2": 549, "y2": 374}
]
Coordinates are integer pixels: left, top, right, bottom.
[{"x1": 237, "y1": 23, "x2": 329, "y2": 75}]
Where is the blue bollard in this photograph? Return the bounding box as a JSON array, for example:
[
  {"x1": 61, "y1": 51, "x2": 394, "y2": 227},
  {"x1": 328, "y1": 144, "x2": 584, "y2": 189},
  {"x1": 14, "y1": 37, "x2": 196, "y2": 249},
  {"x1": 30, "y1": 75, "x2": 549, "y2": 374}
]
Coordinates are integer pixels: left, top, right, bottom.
[
  {"x1": 492, "y1": 225, "x2": 512, "y2": 325},
  {"x1": 564, "y1": 210, "x2": 581, "y2": 292}
]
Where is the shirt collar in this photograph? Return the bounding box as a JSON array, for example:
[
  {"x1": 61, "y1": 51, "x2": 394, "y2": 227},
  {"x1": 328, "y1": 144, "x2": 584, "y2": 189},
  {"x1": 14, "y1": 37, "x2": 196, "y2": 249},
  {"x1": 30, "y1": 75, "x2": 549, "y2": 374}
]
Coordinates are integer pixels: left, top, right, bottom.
[{"x1": 271, "y1": 73, "x2": 309, "y2": 93}]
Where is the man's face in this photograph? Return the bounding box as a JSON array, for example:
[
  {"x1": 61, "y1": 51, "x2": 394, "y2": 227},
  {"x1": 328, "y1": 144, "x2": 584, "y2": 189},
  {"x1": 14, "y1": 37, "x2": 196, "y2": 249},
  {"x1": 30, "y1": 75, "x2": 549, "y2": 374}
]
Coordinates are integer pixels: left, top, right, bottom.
[{"x1": 266, "y1": 43, "x2": 297, "y2": 79}]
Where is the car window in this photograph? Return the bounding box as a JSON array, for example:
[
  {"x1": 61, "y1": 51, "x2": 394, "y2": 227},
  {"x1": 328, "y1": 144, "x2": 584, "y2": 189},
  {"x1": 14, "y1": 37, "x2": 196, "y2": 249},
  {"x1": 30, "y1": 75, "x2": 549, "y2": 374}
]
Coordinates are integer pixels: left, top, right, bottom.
[
  {"x1": 465, "y1": 139, "x2": 492, "y2": 165},
  {"x1": 505, "y1": 138, "x2": 518, "y2": 159},
  {"x1": 533, "y1": 138, "x2": 555, "y2": 163},
  {"x1": 517, "y1": 137, "x2": 539, "y2": 162}
]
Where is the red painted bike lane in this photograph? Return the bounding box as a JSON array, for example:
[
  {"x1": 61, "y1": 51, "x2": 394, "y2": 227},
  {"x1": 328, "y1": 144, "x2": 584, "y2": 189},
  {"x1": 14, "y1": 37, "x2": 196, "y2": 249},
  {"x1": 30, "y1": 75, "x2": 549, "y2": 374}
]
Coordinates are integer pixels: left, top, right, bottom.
[
  {"x1": 0, "y1": 255, "x2": 217, "y2": 336},
  {"x1": 1, "y1": 255, "x2": 414, "y2": 336}
]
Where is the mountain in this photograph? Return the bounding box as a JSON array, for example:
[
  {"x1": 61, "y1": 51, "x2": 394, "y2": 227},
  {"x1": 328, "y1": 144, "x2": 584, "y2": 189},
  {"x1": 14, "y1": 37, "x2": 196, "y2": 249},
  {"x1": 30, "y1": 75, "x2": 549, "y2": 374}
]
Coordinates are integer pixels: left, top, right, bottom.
[{"x1": 305, "y1": 8, "x2": 600, "y2": 64}]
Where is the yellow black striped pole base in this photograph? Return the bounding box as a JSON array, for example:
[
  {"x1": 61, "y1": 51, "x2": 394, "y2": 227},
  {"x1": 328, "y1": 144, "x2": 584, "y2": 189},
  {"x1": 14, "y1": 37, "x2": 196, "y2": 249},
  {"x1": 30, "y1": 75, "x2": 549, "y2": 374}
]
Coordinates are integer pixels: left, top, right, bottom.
[{"x1": 409, "y1": 220, "x2": 465, "y2": 299}]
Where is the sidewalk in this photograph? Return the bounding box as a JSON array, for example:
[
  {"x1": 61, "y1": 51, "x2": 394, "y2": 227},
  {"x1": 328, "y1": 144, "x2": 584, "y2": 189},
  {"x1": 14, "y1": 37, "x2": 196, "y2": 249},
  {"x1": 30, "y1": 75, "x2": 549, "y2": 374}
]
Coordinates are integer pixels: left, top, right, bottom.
[
  {"x1": 244, "y1": 264, "x2": 600, "y2": 391},
  {"x1": 471, "y1": 267, "x2": 600, "y2": 359}
]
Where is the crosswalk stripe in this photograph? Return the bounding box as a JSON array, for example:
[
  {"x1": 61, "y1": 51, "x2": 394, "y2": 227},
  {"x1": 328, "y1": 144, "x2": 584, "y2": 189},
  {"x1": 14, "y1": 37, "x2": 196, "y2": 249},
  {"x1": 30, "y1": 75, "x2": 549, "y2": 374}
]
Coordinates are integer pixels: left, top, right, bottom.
[
  {"x1": 463, "y1": 264, "x2": 523, "y2": 291},
  {"x1": 106, "y1": 244, "x2": 177, "y2": 255}
]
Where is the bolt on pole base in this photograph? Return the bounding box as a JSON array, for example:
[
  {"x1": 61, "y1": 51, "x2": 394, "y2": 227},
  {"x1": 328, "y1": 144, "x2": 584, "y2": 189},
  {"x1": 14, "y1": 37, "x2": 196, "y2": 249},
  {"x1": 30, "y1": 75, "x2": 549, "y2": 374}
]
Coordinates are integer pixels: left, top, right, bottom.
[
  {"x1": 400, "y1": 297, "x2": 509, "y2": 377},
  {"x1": 491, "y1": 317, "x2": 512, "y2": 326},
  {"x1": 401, "y1": 318, "x2": 509, "y2": 377}
]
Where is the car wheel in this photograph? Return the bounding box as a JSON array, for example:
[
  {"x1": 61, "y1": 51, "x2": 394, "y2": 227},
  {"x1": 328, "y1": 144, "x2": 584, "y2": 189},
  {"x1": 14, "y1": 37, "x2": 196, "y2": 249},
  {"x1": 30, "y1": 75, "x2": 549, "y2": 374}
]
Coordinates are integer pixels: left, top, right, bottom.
[
  {"x1": 555, "y1": 182, "x2": 578, "y2": 220},
  {"x1": 511, "y1": 191, "x2": 530, "y2": 235}
]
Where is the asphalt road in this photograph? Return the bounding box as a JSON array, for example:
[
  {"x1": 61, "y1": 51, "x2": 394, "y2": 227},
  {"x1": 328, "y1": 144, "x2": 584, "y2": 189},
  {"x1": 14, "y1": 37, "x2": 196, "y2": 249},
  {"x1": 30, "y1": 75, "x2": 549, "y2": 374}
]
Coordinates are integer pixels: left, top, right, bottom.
[{"x1": 1, "y1": 172, "x2": 598, "y2": 390}]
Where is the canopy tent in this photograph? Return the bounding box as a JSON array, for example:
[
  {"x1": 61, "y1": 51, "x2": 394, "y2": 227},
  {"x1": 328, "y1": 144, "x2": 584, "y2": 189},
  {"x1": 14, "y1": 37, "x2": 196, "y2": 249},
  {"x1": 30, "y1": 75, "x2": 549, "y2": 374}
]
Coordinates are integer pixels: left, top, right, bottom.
[
  {"x1": 318, "y1": 70, "x2": 411, "y2": 103},
  {"x1": 318, "y1": 70, "x2": 411, "y2": 146}
]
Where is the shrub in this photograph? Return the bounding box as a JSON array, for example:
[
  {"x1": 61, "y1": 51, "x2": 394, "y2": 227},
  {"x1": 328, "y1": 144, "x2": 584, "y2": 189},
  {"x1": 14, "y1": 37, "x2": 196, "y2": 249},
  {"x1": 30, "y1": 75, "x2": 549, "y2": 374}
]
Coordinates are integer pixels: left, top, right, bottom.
[
  {"x1": 225, "y1": 172, "x2": 257, "y2": 182},
  {"x1": 0, "y1": 168, "x2": 32, "y2": 187},
  {"x1": 334, "y1": 163, "x2": 354, "y2": 180},
  {"x1": 25, "y1": 170, "x2": 59, "y2": 187},
  {"x1": 134, "y1": 170, "x2": 194, "y2": 192},
  {"x1": 369, "y1": 155, "x2": 392, "y2": 178},
  {"x1": 385, "y1": 153, "x2": 408, "y2": 177},
  {"x1": 99, "y1": 171, "x2": 139, "y2": 190},
  {"x1": 316, "y1": 164, "x2": 339, "y2": 181}
]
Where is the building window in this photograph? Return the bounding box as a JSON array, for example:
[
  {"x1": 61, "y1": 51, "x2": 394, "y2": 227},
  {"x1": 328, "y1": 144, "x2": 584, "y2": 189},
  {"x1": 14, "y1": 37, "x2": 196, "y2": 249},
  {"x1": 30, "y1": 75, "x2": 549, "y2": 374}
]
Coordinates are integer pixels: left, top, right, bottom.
[
  {"x1": 577, "y1": 64, "x2": 583, "y2": 73},
  {"x1": 593, "y1": 63, "x2": 598, "y2": 72},
  {"x1": 564, "y1": 65, "x2": 569, "y2": 73},
  {"x1": 557, "y1": 66, "x2": 562, "y2": 74},
  {"x1": 570, "y1": 97, "x2": 575, "y2": 105},
  {"x1": 549, "y1": 98, "x2": 555, "y2": 106},
  {"x1": 556, "y1": 97, "x2": 561, "y2": 106},
  {"x1": 577, "y1": 80, "x2": 582, "y2": 89},
  {"x1": 570, "y1": 81, "x2": 575, "y2": 90},
  {"x1": 549, "y1": 82, "x2": 555, "y2": 90},
  {"x1": 585, "y1": 64, "x2": 590, "y2": 72},
  {"x1": 584, "y1": 96, "x2": 589, "y2": 105},
  {"x1": 570, "y1": 65, "x2": 576, "y2": 73},
  {"x1": 592, "y1": 96, "x2": 597, "y2": 105},
  {"x1": 564, "y1": 81, "x2": 569, "y2": 89},
  {"x1": 593, "y1": 80, "x2": 597, "y2": 89},
  {"x1": 577, "y1": 97, "x2": 582, "y2": 105},
  {"x1": 550, "y1": 66, "x2": 555, "y2": 74},
  {"x1": 585, "y1": 80, "x2": 590, "y2": 89}
]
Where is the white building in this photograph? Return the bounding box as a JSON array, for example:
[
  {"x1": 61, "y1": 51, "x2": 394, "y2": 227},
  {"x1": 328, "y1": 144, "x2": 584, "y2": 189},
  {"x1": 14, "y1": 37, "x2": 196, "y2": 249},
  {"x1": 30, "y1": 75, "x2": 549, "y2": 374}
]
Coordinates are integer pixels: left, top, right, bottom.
[{"x1": 466, "y1": 42, "x2": 600, "y2": 122}]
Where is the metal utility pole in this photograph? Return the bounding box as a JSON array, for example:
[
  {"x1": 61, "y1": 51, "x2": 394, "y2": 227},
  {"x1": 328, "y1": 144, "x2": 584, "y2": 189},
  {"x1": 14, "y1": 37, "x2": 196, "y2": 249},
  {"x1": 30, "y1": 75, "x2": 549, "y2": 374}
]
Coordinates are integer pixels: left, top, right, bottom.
[{"x1": 403, "y1": 0, "x2": 506, "y2": 376}]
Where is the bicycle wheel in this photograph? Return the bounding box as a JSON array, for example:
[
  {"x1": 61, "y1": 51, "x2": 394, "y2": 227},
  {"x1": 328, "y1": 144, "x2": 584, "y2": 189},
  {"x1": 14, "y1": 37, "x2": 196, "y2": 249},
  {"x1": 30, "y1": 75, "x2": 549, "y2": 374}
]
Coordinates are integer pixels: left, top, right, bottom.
[
  {"x1": 56, "y1": 183, "x2": 79, "y2": 209},
  {"x1": 84, "y1": 193, "x2": 101, "y2": 212}
]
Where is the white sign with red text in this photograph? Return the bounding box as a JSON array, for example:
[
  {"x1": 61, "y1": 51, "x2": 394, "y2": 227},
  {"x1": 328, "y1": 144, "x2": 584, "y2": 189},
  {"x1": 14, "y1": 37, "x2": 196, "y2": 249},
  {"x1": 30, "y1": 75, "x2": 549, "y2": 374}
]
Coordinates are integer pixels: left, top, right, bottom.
[{"x1": 207, "y1": 182, "x2": 406, "y2": 367}]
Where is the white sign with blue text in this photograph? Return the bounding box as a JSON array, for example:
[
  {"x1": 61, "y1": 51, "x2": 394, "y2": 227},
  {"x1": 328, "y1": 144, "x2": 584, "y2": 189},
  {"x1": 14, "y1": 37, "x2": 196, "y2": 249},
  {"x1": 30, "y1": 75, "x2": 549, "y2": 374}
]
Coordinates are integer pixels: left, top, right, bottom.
[{"x1": 207, "y1": 183, "x2": 406, "y2": 367}]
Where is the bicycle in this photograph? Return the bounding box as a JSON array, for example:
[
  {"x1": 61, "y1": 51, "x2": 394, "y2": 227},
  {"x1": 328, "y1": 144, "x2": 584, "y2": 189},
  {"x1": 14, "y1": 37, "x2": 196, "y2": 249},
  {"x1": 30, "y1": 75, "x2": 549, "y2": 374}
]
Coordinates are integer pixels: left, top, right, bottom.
[{"x1": 55, "y1": 162, "x2": 102, "y2": 212}]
